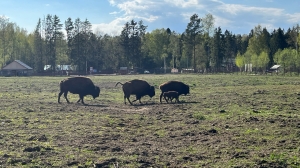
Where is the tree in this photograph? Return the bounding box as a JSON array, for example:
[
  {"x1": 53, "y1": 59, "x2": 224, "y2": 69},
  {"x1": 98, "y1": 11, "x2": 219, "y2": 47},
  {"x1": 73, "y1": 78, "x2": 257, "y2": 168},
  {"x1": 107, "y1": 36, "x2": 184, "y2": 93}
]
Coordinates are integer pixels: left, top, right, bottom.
[
  {"x1": 65, "y1": 18, "x2": 93, "y2": 72},
  {"x1": 270, "y1": 28, "x2": 287, "y2": 65},
  {"x1": 251, "y1": 53, "x2": 258, "y2": 73},
  {"x1": 168, "y1": 32, "x2": 182, "y2": 69},
  {"x1": 119, "y1": 20, "x2": 147, "y2": 69},
  {"x1": 201, "y1": 13, "x2": 215, "y2": 72},
  {"x1": 247, "y1": 26, "x2": 270, "y2": 57},
  {"x1": 0, "y1": 16, "x2": 9, "y2": 67},
  {"x1": 43, "y1": 14, "x2": 63, "y2": 72},
  {"x1": 235, "y1": 52, "x2": 244, "y2": 73},
  {"x1": 143, "y1": 29, "x2": 167, "y2": 68},
  {"x1": 202, "y1": 13, "x2": 215, "y2": 36},
  {"x1": 258, "y1": 51, "x2": 269, "y2": 73},
  {"x1": 33, "y1": 18, "x2": 44, "y2": 73},
  {"x1": 274, "y1": 48, "x2": 296, "y2": 74},
  {"x1": 185, "y1": 14, "x2": 203, "y2": 72},
  {"x1": 210, "y1": 27, "x2": 223, "y2": 72},
  {"x1": 223, "y1": 30, "x2": 236, "y2": 71}
]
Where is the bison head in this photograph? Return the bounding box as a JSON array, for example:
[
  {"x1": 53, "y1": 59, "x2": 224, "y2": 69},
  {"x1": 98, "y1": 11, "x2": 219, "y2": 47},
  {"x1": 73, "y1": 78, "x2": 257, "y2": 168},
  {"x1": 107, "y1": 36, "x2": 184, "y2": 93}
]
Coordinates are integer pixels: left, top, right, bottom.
[
  {"x1": 183, "y1": 85, "x2": 190, "y2": 95},
  {"x1": 148, "y1": 86, "x2": 155, "y2": 98},
  {"x1": 92, "y1": 86, "x2": 100, "y2": 99}
]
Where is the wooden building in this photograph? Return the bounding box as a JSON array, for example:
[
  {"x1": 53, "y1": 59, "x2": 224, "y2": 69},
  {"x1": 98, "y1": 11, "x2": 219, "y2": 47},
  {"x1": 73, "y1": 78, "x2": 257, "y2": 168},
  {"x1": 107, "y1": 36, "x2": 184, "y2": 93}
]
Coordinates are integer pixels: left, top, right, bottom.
[{"x1": 1, "y1": 60, "x2": 33, "y2": 76}]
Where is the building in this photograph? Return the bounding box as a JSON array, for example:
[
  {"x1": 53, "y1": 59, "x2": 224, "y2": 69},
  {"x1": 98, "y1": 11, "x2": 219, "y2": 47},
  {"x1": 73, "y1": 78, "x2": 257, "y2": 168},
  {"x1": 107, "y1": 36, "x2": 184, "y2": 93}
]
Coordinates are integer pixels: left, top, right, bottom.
[
  {"x1": 1, "y1": 60, "x2": 33, "y2": 76},
  {"x1": 119, "y1": 67, "x2": 128, "y2": 75}
]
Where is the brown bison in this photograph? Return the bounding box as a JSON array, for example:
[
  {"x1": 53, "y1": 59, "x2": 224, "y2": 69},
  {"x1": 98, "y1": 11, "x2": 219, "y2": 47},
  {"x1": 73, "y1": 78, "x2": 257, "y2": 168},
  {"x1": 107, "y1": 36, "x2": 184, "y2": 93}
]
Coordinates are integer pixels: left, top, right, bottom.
[
  {"x1": 115, "y1": 79, "x2": 155, "y2": 105},
  {"x1": 159, "y1": 81, "x2": 189, "y2": 103},
  {"x1": 163, "y1": 91, "x2": 180, "y2": 103},
  {"x1": 58, "y1": 76, "x2": 100, "y2": 105}
]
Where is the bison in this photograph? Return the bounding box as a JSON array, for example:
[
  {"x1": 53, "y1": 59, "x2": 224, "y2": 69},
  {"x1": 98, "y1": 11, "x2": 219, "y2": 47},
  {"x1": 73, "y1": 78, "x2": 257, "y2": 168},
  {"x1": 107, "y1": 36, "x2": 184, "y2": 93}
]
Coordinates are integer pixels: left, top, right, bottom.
[
  {"x1": 159, "y1": 81, "x2": 189, "y2": 103},
  {"x1": 58, "y1": 76, "x2": 100, "y2": 105},
  {"x1": 115, "y1": 79, "x2": 155, "y2": 105},
  {"x1": 163, "y1": 91, "x2": 180, "y2": 103}
]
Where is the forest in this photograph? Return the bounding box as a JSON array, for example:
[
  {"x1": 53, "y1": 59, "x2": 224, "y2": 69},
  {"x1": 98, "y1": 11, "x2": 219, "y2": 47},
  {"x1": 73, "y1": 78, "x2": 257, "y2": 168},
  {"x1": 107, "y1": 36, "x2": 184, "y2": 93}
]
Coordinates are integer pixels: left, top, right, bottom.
[{"x1": 0, "y1": 13, "x2": 299, "y2": 74}]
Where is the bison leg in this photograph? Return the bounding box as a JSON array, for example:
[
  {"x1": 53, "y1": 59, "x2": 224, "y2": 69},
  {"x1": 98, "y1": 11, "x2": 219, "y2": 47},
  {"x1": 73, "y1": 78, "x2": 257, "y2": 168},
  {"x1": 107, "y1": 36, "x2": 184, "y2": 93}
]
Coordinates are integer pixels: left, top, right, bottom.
[
  {"x1": 137, "y1": 95, "x2": 142, "y2": 104},
  {"x1": 124, "y1": 94, "x2": 127, "y2": 104},
  {"x1": 169, "y1": 97, "x2": 174, "y2": 103},
  {"x1": 58, "y1": 91, "x2": 63, "y2": 103},
  {"x1": 77, "y1": 95, "x2": 86, "y2": 105},
  {"x1": 159, "y1": 92, "x2": 164, "y2": 103},
  {"x1": 163, "y1": 95, "x2": 169, "y2": 103},
  {"x1": 127, "y1": 98, "x2": 133, "y2": 105},
  {"x1": 125, "y1": 94, "x2": 133, "y2": 105},
  {"x1": 175, "y1": 96, "x2": 180, "y2": 103},
  {"x1": 63, "y1": 92, "x2": 70, "y2": 103},
  {"x1": 163, "y1": 94, "x2": 169, "y2": 103},
  {"x1": 123, "y1": 95, "x2": 127, "y2": 104},
  {"x1": 132, "y1": 95, "x2": 142, "y2": 104}
]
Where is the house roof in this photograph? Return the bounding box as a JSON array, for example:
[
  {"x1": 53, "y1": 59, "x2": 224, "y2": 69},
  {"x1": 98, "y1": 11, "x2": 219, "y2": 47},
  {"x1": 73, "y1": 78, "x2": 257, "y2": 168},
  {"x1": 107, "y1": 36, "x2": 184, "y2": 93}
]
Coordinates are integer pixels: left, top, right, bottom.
[
  {"x1": 2, "y1": 60, "x2": 33, "y2": 70},
  {"x1": 270, "y1": 65, "x2": 280, "y2": 70}
]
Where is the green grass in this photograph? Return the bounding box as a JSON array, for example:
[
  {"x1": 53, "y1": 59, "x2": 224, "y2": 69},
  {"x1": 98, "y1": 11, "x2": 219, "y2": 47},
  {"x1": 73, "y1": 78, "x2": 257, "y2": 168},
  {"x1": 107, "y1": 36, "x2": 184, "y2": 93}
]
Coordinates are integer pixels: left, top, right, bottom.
[{"x1": 0, "y1": 74, "x2": 300, "y2": 167}]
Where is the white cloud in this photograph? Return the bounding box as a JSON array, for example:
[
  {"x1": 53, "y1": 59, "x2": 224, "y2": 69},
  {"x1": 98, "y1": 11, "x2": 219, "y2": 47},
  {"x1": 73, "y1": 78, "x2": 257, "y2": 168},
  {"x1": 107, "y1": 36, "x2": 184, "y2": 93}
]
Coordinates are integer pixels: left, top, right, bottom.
[
  {"x1": 96, "y1": 0, "x2": 299, "y2": 35},
  {"x1": 286, "y1": 13, "x2": 300, "y2": 24},
  {"x1": 165, "y1": 0, "x2": 203, "y2": 8},
  {"x1": 109, "y1": 0, "x2": 116, "y2": 6},
  {"x1": 92, "y1": 17, "x2": 128, "y2": 36},
  {"x1": 109, "y1": 11, "x2": 119, "y2": 15},
  {"x1": 213, "y1": 15, "x2": 232, "y2": 28},
  {"x1": 216, "y1": 2, "x2": 284, "y2": 16}
]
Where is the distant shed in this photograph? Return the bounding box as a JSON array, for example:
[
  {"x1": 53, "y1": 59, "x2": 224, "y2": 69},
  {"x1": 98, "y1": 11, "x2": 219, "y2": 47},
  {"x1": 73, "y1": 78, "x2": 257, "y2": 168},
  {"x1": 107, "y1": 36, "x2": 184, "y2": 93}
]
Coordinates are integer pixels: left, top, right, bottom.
[
  {"x1": 119, "y1": 67, "x2": 128, "y2": 75},
  {"x1": 1, "y1": 60, "x2": 33, "y2": 76}
]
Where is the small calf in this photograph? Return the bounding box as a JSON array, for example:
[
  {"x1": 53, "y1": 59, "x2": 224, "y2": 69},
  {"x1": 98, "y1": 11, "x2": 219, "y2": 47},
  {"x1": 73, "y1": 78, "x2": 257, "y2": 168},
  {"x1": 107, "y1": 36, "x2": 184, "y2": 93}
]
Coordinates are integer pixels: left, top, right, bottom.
[{"x1": 163, "y1": 91, "x2": 180, "y2": 103}]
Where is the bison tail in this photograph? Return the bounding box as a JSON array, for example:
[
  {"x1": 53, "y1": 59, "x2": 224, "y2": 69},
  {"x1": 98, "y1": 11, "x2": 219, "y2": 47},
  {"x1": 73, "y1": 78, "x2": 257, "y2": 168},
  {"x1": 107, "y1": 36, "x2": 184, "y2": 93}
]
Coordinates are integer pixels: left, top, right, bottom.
[
  {"x1": 59, "y1": 80, "x2": 64, "y2": 90},
  {"x1": 115, "y1": 82, "x2": 123, "y2": 87}
]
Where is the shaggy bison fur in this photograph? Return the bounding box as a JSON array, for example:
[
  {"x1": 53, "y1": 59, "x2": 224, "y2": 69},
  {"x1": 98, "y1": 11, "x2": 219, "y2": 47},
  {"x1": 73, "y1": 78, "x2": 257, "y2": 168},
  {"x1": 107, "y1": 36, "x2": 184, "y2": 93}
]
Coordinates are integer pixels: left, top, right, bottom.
[
  {"x1": 58, "y1": 76, "x2": 100, "y2": 105},
  {"x1": 115, "y1": 79, "x2": 155, "y2": 105},
  {"x1": 159, "y1": 81, "x2": 189, "y2": 103},
  {"x1": 163, "y1": 91, "x2": 180, "y2": 103}
]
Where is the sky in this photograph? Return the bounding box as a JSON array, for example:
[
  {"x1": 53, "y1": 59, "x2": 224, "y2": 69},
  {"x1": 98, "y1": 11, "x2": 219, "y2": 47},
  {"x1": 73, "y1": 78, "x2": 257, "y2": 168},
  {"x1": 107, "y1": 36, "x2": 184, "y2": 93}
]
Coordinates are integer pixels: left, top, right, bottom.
[{"x1": 1, "y1": 0, "x2": 300, "y2": 36}]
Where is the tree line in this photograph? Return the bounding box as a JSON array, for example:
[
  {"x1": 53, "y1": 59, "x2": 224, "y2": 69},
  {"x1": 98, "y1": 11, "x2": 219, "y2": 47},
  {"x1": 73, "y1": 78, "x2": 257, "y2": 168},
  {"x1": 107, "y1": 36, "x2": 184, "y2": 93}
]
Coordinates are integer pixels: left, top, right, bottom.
[{"x1": 0, "y1": 14, "x2": 299, "y2": 74}]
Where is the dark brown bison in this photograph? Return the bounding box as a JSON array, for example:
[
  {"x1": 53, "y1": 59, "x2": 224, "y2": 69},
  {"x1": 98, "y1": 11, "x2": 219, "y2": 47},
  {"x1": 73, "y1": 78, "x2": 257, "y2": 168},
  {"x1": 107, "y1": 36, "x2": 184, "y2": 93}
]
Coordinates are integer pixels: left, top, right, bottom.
[
  {"x1": 58, "y1": 76, "x2": 100, "y2": 105},
  {"x1": 115, "y1": 79, "x2": 155, "y2": 105},
  {"x1": 159, "y1": 81, "x2": 189, "y2": 103},
  {"x1": 163, "y1": 91, "x2": 180, "y2": 103}
]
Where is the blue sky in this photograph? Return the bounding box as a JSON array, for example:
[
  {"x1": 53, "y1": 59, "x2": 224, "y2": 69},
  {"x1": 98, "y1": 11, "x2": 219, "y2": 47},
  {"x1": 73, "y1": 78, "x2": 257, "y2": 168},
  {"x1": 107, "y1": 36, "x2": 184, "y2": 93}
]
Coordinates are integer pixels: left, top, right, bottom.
[{"x1": 1, "y1": 0, "x2": 300, "y2": 36}]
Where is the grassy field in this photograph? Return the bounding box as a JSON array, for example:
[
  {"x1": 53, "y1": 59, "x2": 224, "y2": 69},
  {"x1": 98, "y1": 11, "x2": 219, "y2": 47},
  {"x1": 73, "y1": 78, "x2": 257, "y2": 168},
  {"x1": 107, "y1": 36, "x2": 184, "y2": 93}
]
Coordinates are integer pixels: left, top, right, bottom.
[{"x1": 0, "y1": 74, "x2": 300, "y2": 168}]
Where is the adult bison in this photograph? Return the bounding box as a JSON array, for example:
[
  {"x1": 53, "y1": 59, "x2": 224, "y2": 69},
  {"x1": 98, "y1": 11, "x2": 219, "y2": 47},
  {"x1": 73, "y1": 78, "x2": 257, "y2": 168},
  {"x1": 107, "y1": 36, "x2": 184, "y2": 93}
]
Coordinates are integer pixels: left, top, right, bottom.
[
  {"x1": 58, "y1": 76, "x2": 100, "y2": 105},
  {"x1": 159, "y1": 81, "x2": 190, "y2": 103},
  {"x1": 115, "y1": 79, "x2": 155, "y2": 105}
]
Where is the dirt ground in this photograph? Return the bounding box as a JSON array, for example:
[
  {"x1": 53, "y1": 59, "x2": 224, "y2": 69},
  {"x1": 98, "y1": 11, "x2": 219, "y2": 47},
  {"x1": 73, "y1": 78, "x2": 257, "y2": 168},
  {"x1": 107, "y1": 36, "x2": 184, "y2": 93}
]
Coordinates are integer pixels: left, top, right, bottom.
[{"x1": 0, "y1": 75, "x2": 300, "y2": 167}]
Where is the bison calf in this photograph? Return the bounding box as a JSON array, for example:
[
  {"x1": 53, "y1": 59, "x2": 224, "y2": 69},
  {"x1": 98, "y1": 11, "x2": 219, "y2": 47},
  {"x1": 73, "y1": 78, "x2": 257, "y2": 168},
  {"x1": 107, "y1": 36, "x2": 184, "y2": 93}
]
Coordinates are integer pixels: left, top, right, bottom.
[
  {"x1": 163, "y1": 91, "x2": 180, "y2": 103},
  {"x1": 58, "y1": 76, "x2": 100, "y2": 105},
  {"x1": 115, "y1": 79, "x2": 155, "y2": 105},
  {"x1": 159, "y1": 81, "x2": 189, "y2": 103}
]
